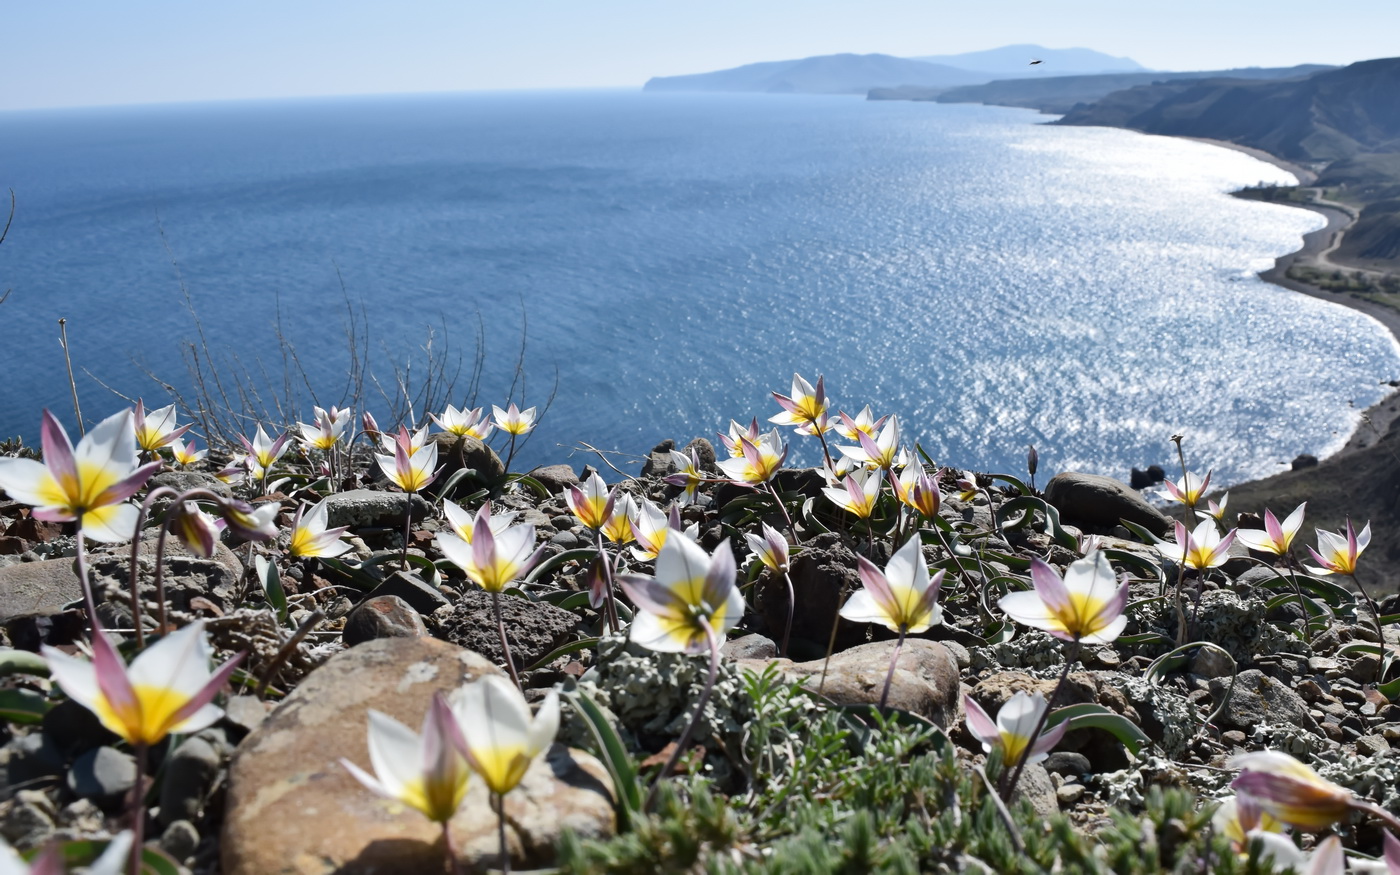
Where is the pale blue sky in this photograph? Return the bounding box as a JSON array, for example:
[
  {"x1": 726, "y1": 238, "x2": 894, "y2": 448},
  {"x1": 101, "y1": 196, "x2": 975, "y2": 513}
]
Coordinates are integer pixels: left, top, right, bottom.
[{"x1": 5, "y1": 0, "x2": 1398, "y2": 111}]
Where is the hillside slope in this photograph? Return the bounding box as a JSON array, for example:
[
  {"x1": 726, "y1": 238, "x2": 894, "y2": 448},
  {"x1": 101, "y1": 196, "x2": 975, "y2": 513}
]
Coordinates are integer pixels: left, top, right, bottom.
[{"x1": 644, "y1": 53, "x2": 990, "y2": 95}]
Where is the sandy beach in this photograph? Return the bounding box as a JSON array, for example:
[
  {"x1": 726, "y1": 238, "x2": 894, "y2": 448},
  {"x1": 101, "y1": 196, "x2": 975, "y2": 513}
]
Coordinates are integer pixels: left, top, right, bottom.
[{"x1": 1196, "y1": 137, "x2": 1400, "y2": 459}]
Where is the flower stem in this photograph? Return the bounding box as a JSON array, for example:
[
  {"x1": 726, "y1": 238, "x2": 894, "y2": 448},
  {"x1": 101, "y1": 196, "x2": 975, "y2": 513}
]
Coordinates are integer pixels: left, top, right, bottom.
[
  {"x1": 401, "y1": 492, "x2": 413, "y2": 571},
  {"x1": 593, "y1": 531, "x2": 619, "y2": 634},
  {"x1": 1350, "y1": 797, "x2": 1400, "y2": 835},
  {"x1": 764, "y1": 481, "x2": 801, "y2": 548},
  {"x1": 503, "y1": 434, "x2": 518, "y2": 475},
  {"x1": 128, "y1": 741, "x2": 148, "y2": 875},
  {"x1": 441, "y1": 820, "x2": 462, "y2": 875},
  {"x1": 645, "y1": 617, "x2": 719, "y2": 811},
  {"x1": 128, "y1": 486, "x2": 179, "y2": 648},
  {"x1": 1002, "y1": 639, "x2": 1080, "y2": 801},
  {"x1": 812, "y1": 427, "x2": 835, "y2": 473},
  {"x1": 73, "y1": 528, "x2": 100, "y2": 636},
  {"x1": 493, "y1": 590, "x2": 522, "y2": 691},
  {"x1": 879, "y1": 628, "x2": 907, "y2": 710},
  {"x1": 494, "y1": 791, "x2": 511, "y2": 874},
  {"x1": 779, "y1": 569, "x2": 795, "y2": 658},
  {"x1": 1351, "y1": 572, "x2": 1386, "y2": 683}
]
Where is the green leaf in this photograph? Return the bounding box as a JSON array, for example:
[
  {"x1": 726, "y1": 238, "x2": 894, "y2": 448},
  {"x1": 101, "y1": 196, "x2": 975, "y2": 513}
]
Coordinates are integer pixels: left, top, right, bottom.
[
  {"x1": 255, "y1": 554, "x2": 289, "y2": 626},
  {"x1": 1378, "y1": 676, "x2": 1400, "y2": 698},
  {"x1": 316, "y1": 557, "x2": 380, "y2": 591},
  {"x1": 0, "y1": 650, "x2": 50, "y2": 677},
  {"x1": 566, "y1": 689, "x2": 643, "y2": 829},
  {"x1": 1116, "y1": 631, "x2": 1173, "y2": 647},
  {"x1": 523, "y1": 548, "x2": 596, "y2": 585},
  {"x1": 526, "y1": 637, "x2": 600, "y2": 671},
  {"x1": 506, "y1": 473, "x2": 549, "y2": 499},
  {"x1": 1118, "y1": 519, "x2": 1165, "y2": 545},
  {"x1": 52, "y1": 839, "x2": 182, "y2": 875},
  {"x1": 1044, "y1": 703, "x2": 1150, "y2": 755},
  {"x1": 989, "y1": 473, "x2": 1032, "y2": 497},
  {"x1": 1339, "y1": 640, "x2": 1385, "y2": 658},
  {"x1": 0, "y1": 688, "x2": 51, "y2": 724}
]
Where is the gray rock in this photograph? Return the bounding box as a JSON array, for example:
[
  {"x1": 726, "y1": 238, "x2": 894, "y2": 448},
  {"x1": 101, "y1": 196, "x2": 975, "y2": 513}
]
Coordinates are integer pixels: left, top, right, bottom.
[
  {"x1": 147, "y1": 470, "x2": 233, "y2": 500},
  {"x1": 0, "y1": 559, "x2": 84, "y2": 622},
  {"x1": 1209, "y1": 669, "x2": 1317, "y2": 733},
  {"x1": 341, "y1": 595, "x2": 428, "y2": 646},
  {"x1": 323, "y1": 489, "x2": 431, "y2": 530},
  {"x1": 67, "y1": 746, "x2": 137, "y2": 810},
  {"x1": 221, "y1": 636, "x2": 615, "y2": 875},
  {"x1": 428, "y1": 432, "x2": 505, "y2": 488},
  {"x1": 549, "y1": 529, "x2": 583, "y2": 550},
  {"x1": 681, "y1": 437, "x2": 719, "y2": 473},
  {"x1": 1043, "y1": 751, "x2": 1092, "y2": 777},
  {"x1": 768, "y1": 533, "x2": 863, "y2": 652},
  {"x1": 160, "y1": 819, "x2": 200, "y2": 863},
  {"x1": 737, "y1": 639, "x2": 962, "y2": 727},
  {"x1": 639, "y1": 439, "x2": 677, "y2": 477},
  {"x1": 42, "y1": 699, "x2": 117, "y2": 756},
  {"x1": 158, "y1": 737, "x2": 221, "y2": 826},
  {"x1": 721, "y1": 634, "x2": 778, "y2": 660},
  {"x1": 436, "y1": 590, "x2": 582, "y2": 672},
  {"x1": 1012, "y1": 762, "x2": 1058, "y2": 819},
  {"x1": 1, "y1": 732, "x2": 66, "y2": 796},
  {"x1": 525, "y1": 464, "x2": 579, "y2": 495},
  {"x1": 1191, "y1": 646, "x2": 1235, "y2": 679},
  {"x1": 221, "y1": 695, "x2": 271, "y2": 739},
  {"x1": 0, "y1": 789, "x2": 56, "y2": 846},
  {"x1": 1043, "y1": 472, "x2": 1173, "y2": 536},
  {"x1": 366, "y1": 570, "x2": 449, "y2": 615}
]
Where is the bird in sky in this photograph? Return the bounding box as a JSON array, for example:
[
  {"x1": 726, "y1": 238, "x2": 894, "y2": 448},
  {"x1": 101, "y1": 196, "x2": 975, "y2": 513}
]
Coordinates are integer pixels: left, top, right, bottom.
[{"x1": 1029, "y1": 58, "x2": 1044, "y2": 65}]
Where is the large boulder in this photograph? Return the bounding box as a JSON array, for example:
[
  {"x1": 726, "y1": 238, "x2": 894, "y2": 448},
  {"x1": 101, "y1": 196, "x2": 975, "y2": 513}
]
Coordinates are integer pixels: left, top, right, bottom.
[
  {"x1": 323, "y1": 489, "x2": 432, "y2": 530},
  {"x1": 738, "y1": 639, "x2": 962, "y2": 727},
  {"x1": 0, "y1": 560, "x2": 85, "y2": 623},
  {"x1": 1043, "y1": 472, "x2": 1173, "y2": 536},
  {"x1": 221, "y1": 636, "x2": 615, "y2": 875}
]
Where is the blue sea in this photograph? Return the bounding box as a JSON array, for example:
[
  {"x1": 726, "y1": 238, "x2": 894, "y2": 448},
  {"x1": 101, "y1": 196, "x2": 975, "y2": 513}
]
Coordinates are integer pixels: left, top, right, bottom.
[{"x1": 1, "y1": 90, "x2": 1396, "y2": 485}]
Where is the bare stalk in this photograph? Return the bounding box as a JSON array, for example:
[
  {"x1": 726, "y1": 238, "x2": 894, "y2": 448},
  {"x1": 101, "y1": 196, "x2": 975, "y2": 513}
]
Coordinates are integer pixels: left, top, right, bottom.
[
  {"x1": 879, "y1": 628, "x2": 907, "y2": 710},
  {"x1": 58, "y1": 319, "x2": 84, "y2": 436},
  {"x1": 493, "y1": 590, "x2": 522, "y2": 690},
  {"x1": 645, "y1": 618, "x2": 719, "y2": 810},
  {"x1": 1002, "y1": 640, "x2": 1080, "y2": 801}
]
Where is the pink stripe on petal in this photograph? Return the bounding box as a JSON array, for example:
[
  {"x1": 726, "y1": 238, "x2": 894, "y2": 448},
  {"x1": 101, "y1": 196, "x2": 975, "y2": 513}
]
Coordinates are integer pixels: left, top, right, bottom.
[
  {"x1": 92, "y1": 460, "x2": 161, "y2": 507},
  {"x1": 40, "y1": 410, "x2": 79, "y2": 491},
  {"x1": 89, "y1": 621, "x2": 138, "y2": 722},
  {"x1": 963, "y1": 695, "x2": 999, "y2": 744},
  {"x1": 856, "y1": 556, "x2": 898, "y2": 612},
  {"x1": 1032, "y1": 718, "x2": 1069, "y2": 756},
  {"x1": 1028, "y1": 559, "x2": 1071, "y2": 613}
]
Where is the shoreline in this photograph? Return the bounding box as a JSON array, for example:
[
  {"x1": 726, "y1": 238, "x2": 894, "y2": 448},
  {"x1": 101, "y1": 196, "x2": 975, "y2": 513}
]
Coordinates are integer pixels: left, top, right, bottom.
[{"x1": 1199, "y1": 137, "x2": 1400, "y2": 461}]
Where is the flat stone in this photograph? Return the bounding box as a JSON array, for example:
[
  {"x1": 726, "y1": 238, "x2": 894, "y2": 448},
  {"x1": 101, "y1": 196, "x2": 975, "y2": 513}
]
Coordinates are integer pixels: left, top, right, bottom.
[
  {"x1": 221, "y1": 637, "x2": 615, "y2": 875},
  {"x1": 341, "y1": 595, "x2": 428, "y2": 646},
  {"x1": 0, "y1": 559, "x2": 84, "y2": 622},
  {"x1": 1043, "y1": 751, "x2": 1092, "y2": 778},
  {"x1": 67, "y1": 746, "x2": 137, "y2": 810},
  {"x1": 737, "y1": 639, "x2": 961, "y2": 727},
  {"x1": 435, "y1": 590, "x2": 582, "y2": 672},
  {"x1": 427, "y1": 433, "x2": 505, "y2": 489},
  {"x1": 1209, "y1": 669, "x2": 1317, "y2": 733},
  {"x1": 524, "y1": 465, "x2": 578, "y2": 495},
  {"x1": 366, "y1": 571, "x2": 450, "y2": 615},
  {"x1": 159, "y1": 737, "x2": 221, "y2": 826},
  {"x1": 720, "y1": 634, "x2": 778, "y2": 661},
  {"x1": 639, "y1": 440, "x2": 677, "y2": 477},
  {"x1": 1043, "y1": 472, "x2": 1173, "y2": 536},
  {"x1": 323, "y1": 490, "x2": 431, "y2": 530}
]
